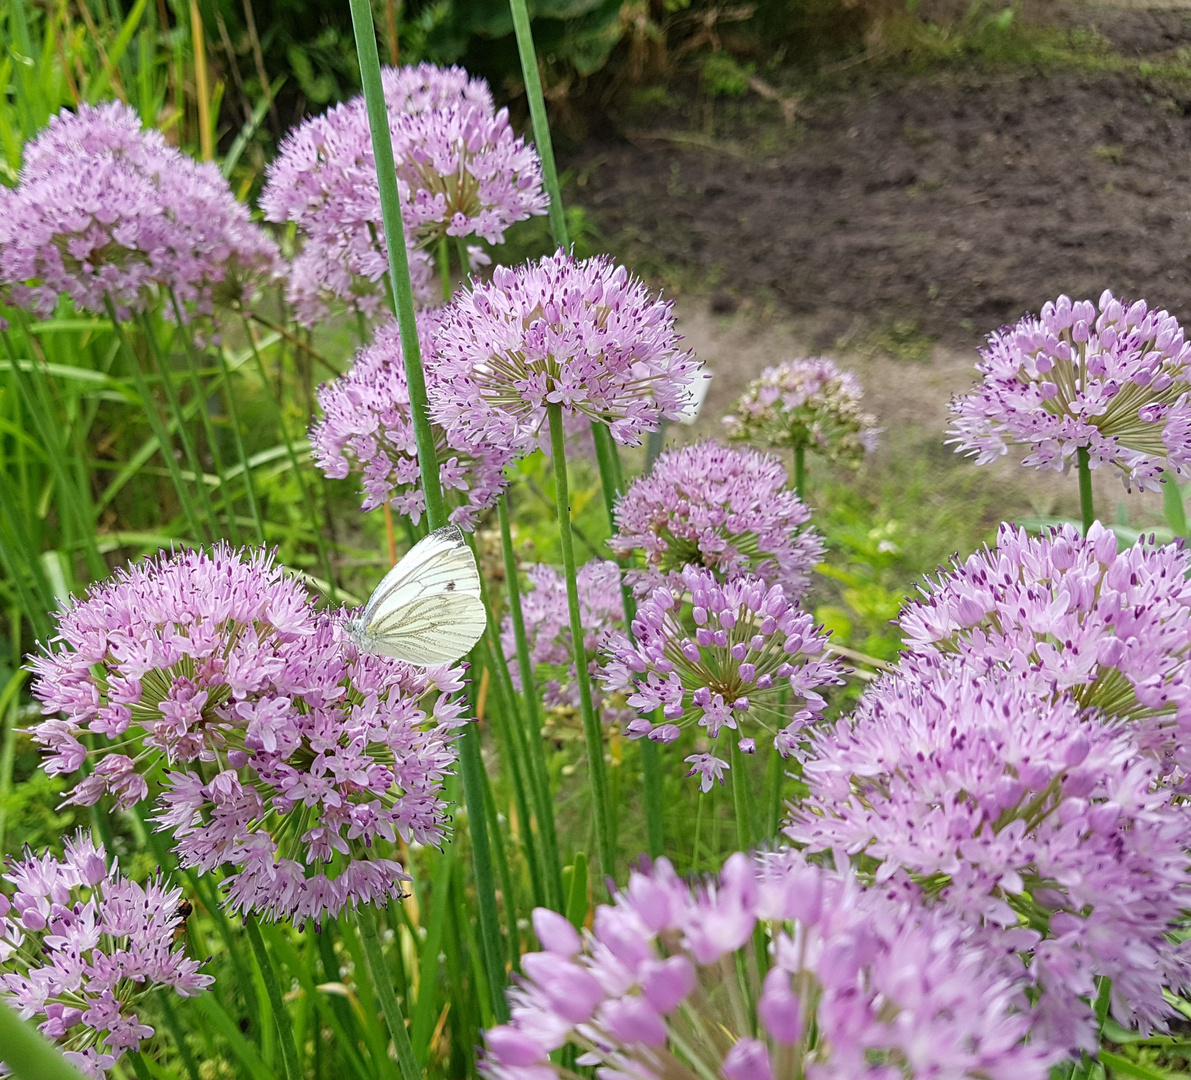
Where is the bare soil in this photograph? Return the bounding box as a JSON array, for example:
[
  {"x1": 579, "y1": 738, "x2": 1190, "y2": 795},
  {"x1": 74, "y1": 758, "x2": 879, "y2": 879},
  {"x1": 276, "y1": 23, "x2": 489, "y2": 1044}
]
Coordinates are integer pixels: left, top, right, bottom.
[{"x1": 567, "y1": 6, "x2": 1191, "y2": 530}]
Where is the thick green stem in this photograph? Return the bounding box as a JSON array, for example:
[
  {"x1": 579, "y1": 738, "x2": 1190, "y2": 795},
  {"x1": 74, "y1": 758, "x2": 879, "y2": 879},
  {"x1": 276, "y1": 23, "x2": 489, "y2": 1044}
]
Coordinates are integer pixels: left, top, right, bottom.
[
  {"x1": 730, "y1": 738, "x2": 756, "y2": 851},
  {"x1": 243, "y1": 915, "x2": 301, "y2": 1080},
  {"x1": 104, "y1": 299, "x2": 206, "y2": 543},
  {"x1": 347, "y1": 0, "x2": 446, "y2": 529},
  {"x1": 1165, "y1": 476, "x2": 1187, "y2": 539},
  {"x1": 0, "y1": 1000, "x2": 89, "y2": 1080},
  {"x1": 793, "y1": 445, "x2": 806, "y2": 499},
  {"x1": 355, "y1": 905, "x2": 422, "y2": 1080},
  {"x1": 459, "y1": 714, "x2": 512, "y2": 1023},
  {"x1": 215, "y1": 340, "x2": 266, "y2": 544},
  {"x1": 548, "y1": 403, "x2": 614, "y2": 881},
  {"x1": 1077, "y1": 446, "x2": 1094, "y2": 535},
  {"x1": 508, "y1": 0, "x2": 568, "y2": 248},
  {"x1": 240, "y1": 317, "x2": 336, "y2": 596},
  {"x1": 498, "y1": 494, "x2": 564, "y2": 909},
  {"x1": 590, "y1": 423, "x2": 665, "y2": 857}
]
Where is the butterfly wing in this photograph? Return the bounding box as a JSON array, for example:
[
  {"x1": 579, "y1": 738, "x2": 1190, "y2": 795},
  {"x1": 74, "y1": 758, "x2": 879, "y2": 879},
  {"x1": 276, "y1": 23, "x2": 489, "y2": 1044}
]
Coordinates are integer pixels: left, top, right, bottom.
[{"x1": 355, "y1": 524, "x2": 486, "y2": 665}]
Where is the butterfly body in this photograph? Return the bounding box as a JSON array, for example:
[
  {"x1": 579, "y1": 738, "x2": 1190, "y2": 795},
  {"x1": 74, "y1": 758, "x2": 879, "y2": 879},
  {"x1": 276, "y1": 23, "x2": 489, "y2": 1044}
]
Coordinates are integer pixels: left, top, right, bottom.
[{"x1": 347, "y1": 524, "x2": 486, "y2": 666}]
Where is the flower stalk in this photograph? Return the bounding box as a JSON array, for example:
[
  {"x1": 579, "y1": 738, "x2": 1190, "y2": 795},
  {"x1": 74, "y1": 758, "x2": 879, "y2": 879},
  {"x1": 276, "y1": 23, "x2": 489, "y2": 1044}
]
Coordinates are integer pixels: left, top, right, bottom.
[
  {"x1": 243, "y1": 915, "x2": 301, "y2": 1080},
  {"x1": 548, "y1": 401, "x2": 615, "y2": 881},
  {"x1": 1077, "y1": 445, "x2": 1094, "y2": 534}
]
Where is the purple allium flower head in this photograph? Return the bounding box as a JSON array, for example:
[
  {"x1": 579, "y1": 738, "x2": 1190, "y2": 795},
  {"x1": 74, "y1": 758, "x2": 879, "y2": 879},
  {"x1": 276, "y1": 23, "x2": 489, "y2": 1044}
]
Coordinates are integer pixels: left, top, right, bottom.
[
  {"x1": 787, "y1": 664, "x2": 1191, "y2": 1048},
  {"x1": 309, "y1": 314, "x2": 515, "y2": 527},
  {"x1": 480, "y1": 851, "x2": 1062, "y2": 1080},
  {"x1": 501, "y1": 559, "x2": 628, "y2": 723},
  {"x1": 600, "y1": 566, "x2": 844, "y2": 789},
  {"x1": 0, "y1": 102, "x2": 281, "y2": 321},
  {"x1": 607, "y1": 441, "x2": 824, "y2": 598},
  {"x1": 30, "y1": 545, "x2": 468, "y2": 924},
  {"x1": 722, "y1": 357, "x2": 880, "y2": 466},
  {"x1": 0, "y1": 832, "x2": 211, "y2": 1078},
  {"x1": 949, "y1": 291, "x2": 1191, "y2": 489},
  {"x1": 429, "y1": 251, "x2": 700, "y2": 450},
  {"x1": 899, "y1": 521, "x2": 1191, "y2": 770},
  {"x1": 262, "y1": 62, "x2": 543, "y2": 325}
]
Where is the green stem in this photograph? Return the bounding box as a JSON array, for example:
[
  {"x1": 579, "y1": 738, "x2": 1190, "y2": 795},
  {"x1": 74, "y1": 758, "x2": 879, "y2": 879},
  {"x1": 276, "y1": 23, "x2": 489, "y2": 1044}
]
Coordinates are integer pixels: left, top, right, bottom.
[
  {"x1": 548, "y1": 402, "x2": 614, "y2": 882},
  {"x1": 590, "y1": 423, "x2": 664, "y2": 857},
  {"x1": 508, "y1": 0, "x2": 568, "y2": 248},
  {"x1": 243, "y1": 916, "x2": 301, "y2": 1080},
  {"x1": 166, "y1": 291, "x2": 240, "y2": 543},
  {"x1": 355, "y1": 905, "x2": 422, "y2": 1080},
  {"x1": 480, "y1": 632, "x2": 547, "y2": 909},
  {"x1": 482, "y1": 760, "x2": 522, "y2": 968},
  {"x1": 347, "y1": 0, "x2": 446, "y2": 529},
  {"x1": 215, "y1": 340, "x2": 266, "y2": 544},
  {"x1": 104, "y1": 298, "x2": 206, "y2": 543},
  {"x1": 730, "y1": 738, "x2": 752, "y2": 851},
  {"x1": 1077, "y1": 446, "x2": 1094, "y2": 535},
  {"x1": 458, "y1": 712, "x2": 512, "y2": 1023},
  {"x1": 765, "y1": 742, "x2": 784, "y2": 841},
  {"x1": 240, "y1": 316, "x2": 337, "y2": 597},
  {"x1": 498, "y1": 494, "x2": 564, "y2": 910},
  {"x1": 137, "y1": 311, "x2": 221, "y2": 538},
  {"x1": 438, "y1": 237, "x2": 451, "y2": 303},
  {"x1": 1164, "y1": 475, "x2": 1187, "y2": 539},
  {"x1": 793, "y1": 445, "x2": 806, "y2": 499}
]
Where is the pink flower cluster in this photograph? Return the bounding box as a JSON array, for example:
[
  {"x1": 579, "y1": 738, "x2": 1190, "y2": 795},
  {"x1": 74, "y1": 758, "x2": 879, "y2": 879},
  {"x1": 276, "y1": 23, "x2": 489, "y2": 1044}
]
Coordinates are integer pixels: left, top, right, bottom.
[
  {"x1": 949, "y1": 291, "x2": 1191, "y2": 489},
  {"x1": 482, "y1": 852, "x2": 1060, "y2": 1080},
  {"x1": 787, "y1": 664, "x2": 1191, "y2": 1049},
  {"x1": 723, "y1": 356, "x2": 880, "y2": 466},
  {"x1": 501, "y1": 559, "x2": 628, "y2": 723},
  {"x1": 601, "y1": 565, "x2": 843, "y2": 789},
  {"x1": 608, "y1": 441, "x2": 823, "y2": 598},
  {"x1": 262, "y1": 62, "x2": 544, "y2": 325},
  {"x1": 0, "y1": 833, "x2": 211, "y2": 1078},
  {"x1": 0, "y1": 102, "x2": 280, "y2": 321},
  {"x1": 309, "y1": 314, "x2": 514, "y2": 528},
  {"x1": 899, "y1": 521, "x2": 1191, "y2": 770},
  {"x1": 430, "y1": 251, "x2": 700, "y2": 450},
  {"x1": 30, "y1": 545, "x2": 468, "y2": 924}
]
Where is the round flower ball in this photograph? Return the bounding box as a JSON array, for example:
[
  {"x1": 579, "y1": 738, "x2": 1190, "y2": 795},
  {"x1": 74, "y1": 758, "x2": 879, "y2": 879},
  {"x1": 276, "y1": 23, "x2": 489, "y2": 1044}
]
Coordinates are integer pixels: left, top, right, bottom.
[
  {"x1": 949, "y1": 291, "x2": 1191, "y2": 489},
  {"x1": 788, "y1": 664, "x2": 1191, "y2": 1047},
  {"x1": 0, "y1": 833, "x2": 211, "y2": 1078},
  {"x1": 0, "y1": 102, "x2": 280, "y2": 321},
  {"x1": 608, "y1": 440, "x2": 823, "y2": 598},
  {"x1": 30, "y1": 544, "x2": 468, "y2": 924},
  {"x1": 309, "y1": 314, "x2": 515, "y2": 528},
  {"x1": 481, "y1": 852, "x2": 1061, "y2": 1080},
  {"x1": 898, "y1": 520, "x2": 1191, "y2": 770},
  {"x1": 723, "y1": 356, "x2": 880, "y2": 466},
  {"x1": 600, "y1": 565, "x2": 844, "y2": 790},
  {"x1": 262, "y1": 61, "x2": 544, "y2": 326},
  {"x1": 430, "y1": 251, "x2": 700, "y2": 451},
  {"x1": 502, "y1": 559, "x2": 629, "y2": 724}
]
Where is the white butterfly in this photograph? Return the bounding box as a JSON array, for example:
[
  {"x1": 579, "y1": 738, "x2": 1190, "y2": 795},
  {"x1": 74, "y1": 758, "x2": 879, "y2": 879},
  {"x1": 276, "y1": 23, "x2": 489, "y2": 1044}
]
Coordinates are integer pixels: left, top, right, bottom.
[{"x1": 346, "y1": 524, "x2": 487, "y2": 665}]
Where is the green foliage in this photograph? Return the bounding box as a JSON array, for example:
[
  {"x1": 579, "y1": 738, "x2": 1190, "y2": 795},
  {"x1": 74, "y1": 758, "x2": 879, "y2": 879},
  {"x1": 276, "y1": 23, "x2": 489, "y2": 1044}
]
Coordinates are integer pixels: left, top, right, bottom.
[{"x1": 700, "y1": 52, "x2": 755, "y2": 98}]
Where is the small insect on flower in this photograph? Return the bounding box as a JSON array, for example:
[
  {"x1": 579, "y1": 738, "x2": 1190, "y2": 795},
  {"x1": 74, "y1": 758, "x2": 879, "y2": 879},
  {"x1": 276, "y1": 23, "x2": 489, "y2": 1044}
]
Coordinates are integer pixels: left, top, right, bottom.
[
  {"x1": 346, "y1": 524, "x2": 487, "y2": 665},
  {"x1": 171, "y1": 899, "x2": 193, "y2": 947}
]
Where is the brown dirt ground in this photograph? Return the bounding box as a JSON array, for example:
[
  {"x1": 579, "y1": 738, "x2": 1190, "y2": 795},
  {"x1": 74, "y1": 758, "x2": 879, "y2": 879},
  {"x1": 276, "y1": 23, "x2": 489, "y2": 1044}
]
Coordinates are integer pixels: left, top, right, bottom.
[{"x1": 567, "y1": 5, "x2": 1191, "y2": 530}]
